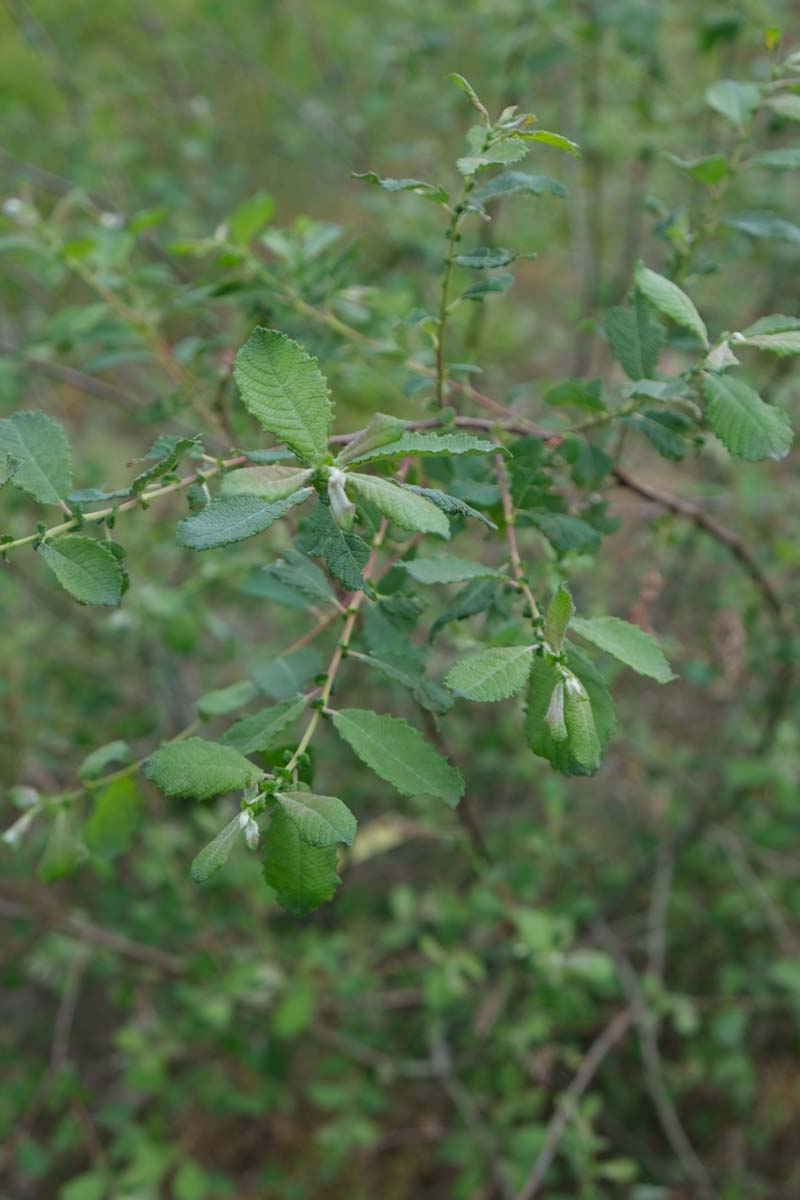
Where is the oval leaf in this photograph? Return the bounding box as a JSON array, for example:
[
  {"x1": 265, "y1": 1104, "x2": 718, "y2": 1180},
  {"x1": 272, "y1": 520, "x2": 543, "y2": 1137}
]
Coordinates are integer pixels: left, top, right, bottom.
[
  {"x1": 276, "y1": 792, "x2": 357, "y2": 847},
  {"x1": 446, "y1": 645, "x2": 534, "y2": 702},
  {"x1": 634, "y1": 262, "x2": 708, "y2": 347},
  {"x1": 234, "y1": 328, "x2": 333, "y2": 464},
  {"x1": 569, "y1": 616, "x2": 675, "y2": 683},
  {"x1": 332, "y1": 708, "x2": 464, "y2": 807},
  {"x1": 38, "y1": 536, "x2": 124, "y2": 606},
  {"x1": 143, "y1": 737, "x2": 262, "y2": 802}
]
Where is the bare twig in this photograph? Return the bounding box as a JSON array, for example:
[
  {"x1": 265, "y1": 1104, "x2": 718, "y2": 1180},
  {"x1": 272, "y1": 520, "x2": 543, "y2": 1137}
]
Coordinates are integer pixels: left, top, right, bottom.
[
  {"x1": 612, "y1": 466, "x2": 785, "y2": 618},
  {"x1": 596, "y1": 921, "x2": 718, "y2": 1199},
  {"x1": 0, "y1": 891, "x2": 186, "y2": 975},
  {"x1": 514, "y1": 1008, "x2": 634, "y2": 1200}
]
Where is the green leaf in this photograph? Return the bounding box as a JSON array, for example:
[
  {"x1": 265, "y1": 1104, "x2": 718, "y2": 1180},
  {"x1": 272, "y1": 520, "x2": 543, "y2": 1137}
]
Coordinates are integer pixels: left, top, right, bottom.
[
  {"x1": 353, "y1": 653, "x2": 452, "y2": 716},
  {"x1": 664, "y1": 152, "x2": 728, "y2": 185},
  {"x1": 294, "y1": 500, "x2": 371, "y2": 590},
  {"x1": 332, "y1": 708, "x2": 464, "y2": 807},
  {"x1": 605, "y1": 295, "x2": 663, "y2": 380},
  {"x1": 525, "y1": 646, "x2": 615, "y2": 777},
  {"x1": 84, "y1": 777, "x2": 142, "y2": 858},
  {"x1": 531, "y1": 512, "x2": 601, "y2": 556},
  {"x1": 447, "y1": 73, "x2": 490, "y2": 123},
  {"x1": 705, "y1": 79, "x2": 761, "y2": 125},
  {"x1": 703, "y1": 373, "x2": 793, "y2": 460},
  {"x1": 446, "y1": 645, "x2": 534, "y2": 702},
  {"x1": 430, "y1": 577, "x2": 500, "y2": 641},
  {"x1": 749, "y1": 147, "x2": 800, "y2": 170},
  {"x1": 176, "y1": 489, "x2": 311, "y2": 550},
  {"x1": 191, "y1": 814, "x2": 242, "y2": 884},
  {"x1": 196, "y1": 680, "x2": 257, "y2": 718},
  {"x1": 454, "y1": 247, "x2": 515, "y2": 269},
  {"x1": 634, "y1": 262, "x2": 708, "y2": 347},
  {"x1": 351, "y1": 172, "x2": 448, "y2": 204},
  {"x1": 725, "y1": 211, "x2": 800, "y2": 244},
  {"x1": 262, "y1": 549, "x2": 334, "y2": 606},
  {"x1": 38, "y1": 536, "x2": 125, "y2": 606},
  {"x1": 765, "y1": 94, "x2": 800, "y2": 121},
  {"x1": 220, "y1": 464, "x2": 313, "y2": 501},
  {"x1": 457, "y1": 140, "x2": 527, "y2": 176},
  {"x1": 38, "y1": 808, "x2": 85, "y2": 882},
  {"x1": 630, "y1": 409, "x2": 690, "y2": 461},
  {"x1": 0, "y1": 411, "x2": 72, "y2": 505},
  {"x1": 402, "y1": 485, "x2": 498, "y2": 529},
  {"x1": 347, "y1": 473, "x2": 450, "y2": 537},
  {"x1": 78, "y1": 740, "x2": 131, "y2": 780},
  {"x1": 544, "y1": 378, "x2": 605, "y2": 411},
  {"x1": 251, "y1": 648, "x2": 323, "y2": 700},
  {"x1": 263, "y1": 808, "x2": 340, "y2": 915},
  {"x1": 562, "y1": 675, "x2": 601, "y2": 771},
  {"x1": 570, "y1": 615, "x2": 676, "y2": 682},
  {"x1": 221, "y1": 697, "x2": 307, "y2": 755},
  {"x1": 234, "y1": 327, "x2": 333, "y2": 464},
  {"x1": 398, "y1": 556, "x2": 504, "y2": 585},
  {"x1": 545, "y1": 583, "x2": 575, "y2": 651},
  {"x1": 742, "y1": 315, "x2": 800, "y2": 336},
  {"x1": 276, "y1": 792, "x2": 356, "y2": 847},
  {"x1": 342, "y1": 430, "x2": 496, "y2": 467},
  {"x1": 461, "y1": 273, "x2": 514, "y2": 300},
  {"x1": 143, "y1": 737, "x2": 262, "y2": 802},
  {"x1": 472, "y1": 171, "x2": 566, "y2": 204},
  {"x1": 519, "y1": 129, "x2": 580, "y2": 156},
  {"x1": 739, "y1": 331, "x2": 800, "y2": 356},
  {"x1": 336, "y1": 413, "x2": 409, "y2": 466},
  {"x1": 228, "y1": 192, "x2": 275, "y2": 244}
]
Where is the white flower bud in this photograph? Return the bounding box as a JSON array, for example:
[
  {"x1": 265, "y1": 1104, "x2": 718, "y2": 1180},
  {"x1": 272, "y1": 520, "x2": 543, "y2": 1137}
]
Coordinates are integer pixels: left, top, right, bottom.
[
  {"x1": 243, "y1": 815, "x2": 260, "y2": 849},
  {"x1": 3, "y1": 807, "x2": 39, "y2": 847},
  {"x1": 327, "y1": 468, "x2": 355, "y2": 529}
]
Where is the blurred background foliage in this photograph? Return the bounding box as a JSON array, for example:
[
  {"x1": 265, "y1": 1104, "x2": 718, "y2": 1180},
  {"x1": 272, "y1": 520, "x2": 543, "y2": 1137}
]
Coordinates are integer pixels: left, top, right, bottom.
[{"x1": 1, "y1": 1, "x2": 800, "y2": 1197}]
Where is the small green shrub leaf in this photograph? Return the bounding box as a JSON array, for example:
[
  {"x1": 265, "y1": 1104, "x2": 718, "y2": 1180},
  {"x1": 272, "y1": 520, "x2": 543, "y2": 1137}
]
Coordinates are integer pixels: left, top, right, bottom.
[
  {"x1": 703, "y1": 373, "x2": 793, "y2": 460},
  {"x1": 545, "y1": 584, "x2": 575, "y2": 651},
  {"x1": 705, "y1": 79, "x2": 761, "y2": 125},
  {"x1": 343, "y1": 431, "x2": 496, "y2": 467},
  {"x1": 176, "y1": 489, "x2": 312, "y2": 550},
  {"x1": 446, "y1": 645, "x2": 534, "y2": 702},
  {"x1": 332, "y1": 708, "x2": 464, "y2": 806},
  {"x1": 276, "y1": 792, "x2": 357, "y2": 847},
  {"x1": 352, "y1": 172, "x2": 448, "y2": 204},
  {"x1": 347, "y1": 473, "x2": 450, "y2": 537},
  {"x1": 570, "y1": 615, "x2": 675, "y2": 682},
  {"x1": 220, "y1": 465, "x2": 313, "y2": 501},
  {"x1": 85, "y1": 777, "x2": 142, "y2": 858},
  {"x1": 634, "y1": 262, "x2": 708, "y2": 347},
  {"x1": 399, "y1": 556, "x2": 505, "y2": 585},
  {"x1": 38, "y1": 536, "x2": 125, "y2": 606},
  {"x1": 234, "y1": 327, "x2": 333, "y2": 464},
  {"x1": 295, "y1": 501, "x2": 371, "y2": 591},
  {"x1": 0, "y1": 411, "x2": 73, "y2": 505},
  {"x1": 251, "y1": 648, "x2": 323, "y2": 700},
  {"x1": 196, "y1": 680, "x2": 257, "y2": 718},
  {"x1": 221, "y1": 697, "x2": 307, "y2": 755},
  {"x1": 605, "y1": 295, "x2": 664, "y2": 379},
  {"x1": 38, "y1": 809, "x2": 86, "y2": 883},
  {"x1": 191, "y1": 815, "x2": 242, "y2": 883},
  {"x1": 143, "y1": 737, "x2": 262, "y2": 801},
  {"x1": 263, "y1": 808, "x2": 340, "y2": 915},
  {"x1": 403, "y1": 485, "x2": 498, "y2": 529}
]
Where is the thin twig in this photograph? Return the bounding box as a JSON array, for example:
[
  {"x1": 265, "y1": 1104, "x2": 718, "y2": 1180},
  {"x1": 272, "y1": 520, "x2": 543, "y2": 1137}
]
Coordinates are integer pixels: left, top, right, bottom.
[
  {"x1": 514, "y1": 1008, "x2": 633, "y2": 1200},
  {"x1": 596, "y1": 920, "x2": 718, "y2": 1199},
  {"x1": 612, "y1": 466, "x2": 785, "y2": 618}
]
